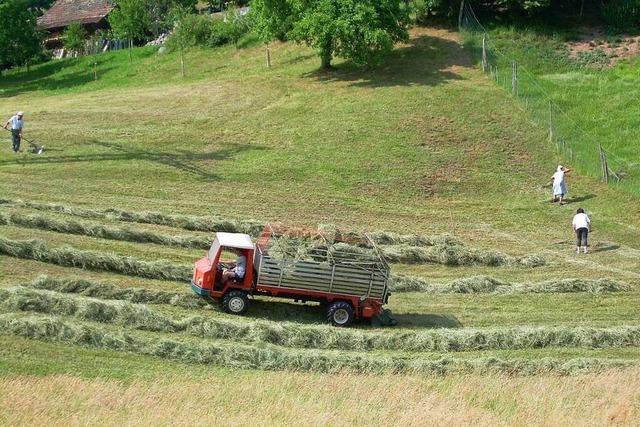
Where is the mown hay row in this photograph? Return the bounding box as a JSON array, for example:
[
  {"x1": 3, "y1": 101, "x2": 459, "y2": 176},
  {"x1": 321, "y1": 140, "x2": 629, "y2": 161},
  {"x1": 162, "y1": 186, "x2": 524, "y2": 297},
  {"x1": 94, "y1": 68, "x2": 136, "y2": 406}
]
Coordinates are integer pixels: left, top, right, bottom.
[
  {"x1": 317, "y1": 224, "x2": 463, "y2": 247},
  {"x1": 0, "y1": 237, "x2": 192, "y2": 281},
  {"x1": 0, "y1": 198, "x2": 265, "y2": 235},
  {"x1": 0, "y1": 212, "x2": 211, "y2": 249},
  {"x1": 28, "y1": 276, "x2": 206, "y2": 309},
  {"x1": 368, "y1": 231, "x2": 464, "y2": 247},
  {"x1": 380, "y1": 244, "x2": 546, "y2": 267},
  {"x1": 4, "y1": 287, "x2": 640, "y2": 353},
  {"x1": 0, "y1": 313, "x2": 633, "y2": 375},
  {"x1": 389, "y1": 275, "x2": 632, "y2": 294}
]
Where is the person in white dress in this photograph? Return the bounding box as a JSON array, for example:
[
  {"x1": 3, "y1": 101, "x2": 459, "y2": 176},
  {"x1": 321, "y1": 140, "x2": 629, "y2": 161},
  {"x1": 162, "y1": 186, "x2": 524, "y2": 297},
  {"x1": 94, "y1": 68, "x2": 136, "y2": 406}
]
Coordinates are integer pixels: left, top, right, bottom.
[{"x1": 551, "y1": 165, "x2": 571, "y2": 205}]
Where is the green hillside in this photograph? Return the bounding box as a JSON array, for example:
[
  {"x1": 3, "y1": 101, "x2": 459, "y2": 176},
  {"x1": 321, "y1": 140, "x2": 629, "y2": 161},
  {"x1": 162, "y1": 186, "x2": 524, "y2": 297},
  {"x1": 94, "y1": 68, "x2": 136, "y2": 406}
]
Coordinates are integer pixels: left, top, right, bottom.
[{"x1": 0, "y1": 27, "x2": 639, "y2": 424}]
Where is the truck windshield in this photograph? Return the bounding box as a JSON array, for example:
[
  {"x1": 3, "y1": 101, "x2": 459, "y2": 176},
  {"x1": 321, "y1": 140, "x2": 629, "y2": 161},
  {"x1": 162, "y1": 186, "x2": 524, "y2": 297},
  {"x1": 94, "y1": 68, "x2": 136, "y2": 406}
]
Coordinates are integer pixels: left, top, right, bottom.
[{"x1": 208, "y1": 240, "x2": 220, "y2": 263}]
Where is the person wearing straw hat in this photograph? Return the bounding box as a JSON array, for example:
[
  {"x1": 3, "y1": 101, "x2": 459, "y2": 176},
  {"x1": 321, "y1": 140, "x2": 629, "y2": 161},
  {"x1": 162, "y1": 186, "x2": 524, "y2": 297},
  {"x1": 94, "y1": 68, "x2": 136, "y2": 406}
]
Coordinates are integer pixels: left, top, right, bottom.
[
  {"x1": 551, "y1": 165, "x2": 571, "y2": 205},
  {"x1": 3, "y1": 111, "x2": 24, "y2": 153}
]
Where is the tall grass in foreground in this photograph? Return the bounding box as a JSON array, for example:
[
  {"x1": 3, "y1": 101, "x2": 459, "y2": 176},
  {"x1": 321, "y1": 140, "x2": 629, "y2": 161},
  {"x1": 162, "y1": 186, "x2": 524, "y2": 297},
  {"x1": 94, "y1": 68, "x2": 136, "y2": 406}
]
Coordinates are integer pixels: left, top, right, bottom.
[
  {"x1": 389, "y1": 275, "x2": 631, "y2": 293},
  {"x1": 0, "y1": 212, "x2": 211, "y2": 249},
  {"x1": 3, "y1": 287, "x2": 640, "y2": 353},
  {"x1": 0, "y1": 313, "x2": 633, "y2": 375},
  {"x1": 2, "y1": 370, "x2": 639, "y2": 426},
  {"x1": 0, "y1": 237, "x2": 192, "y2": 281}
]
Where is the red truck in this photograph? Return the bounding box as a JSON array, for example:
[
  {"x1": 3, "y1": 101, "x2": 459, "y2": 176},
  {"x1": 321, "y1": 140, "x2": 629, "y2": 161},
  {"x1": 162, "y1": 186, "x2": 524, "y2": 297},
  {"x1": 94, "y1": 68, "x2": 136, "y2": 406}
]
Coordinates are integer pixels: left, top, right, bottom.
[{"x1": 191, "y1": 226, "x2": 392, "y2": 326}]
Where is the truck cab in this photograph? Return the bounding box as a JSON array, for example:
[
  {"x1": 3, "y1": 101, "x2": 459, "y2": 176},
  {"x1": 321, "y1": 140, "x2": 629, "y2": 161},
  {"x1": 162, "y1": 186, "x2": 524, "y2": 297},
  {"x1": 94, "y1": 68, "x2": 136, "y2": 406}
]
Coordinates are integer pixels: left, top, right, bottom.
[{"x1": 191, "y1": 232, "x2": 255, "y2": 313}]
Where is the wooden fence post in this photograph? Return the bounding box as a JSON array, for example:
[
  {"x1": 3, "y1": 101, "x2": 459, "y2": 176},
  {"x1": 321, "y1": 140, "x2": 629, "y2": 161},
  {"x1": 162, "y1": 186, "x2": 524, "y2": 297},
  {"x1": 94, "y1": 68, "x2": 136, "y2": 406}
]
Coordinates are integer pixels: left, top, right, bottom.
[
  {"x1": 511, "y1": 61, "x2": 518, "y2": 95},
  {"x1": 481, "y1": 34, "x2": 487, "y2": 73},
  {"x1": 548, "y1": 101, "x2": 554, "y2": 144},
  {"x1": 599, "y1": 145, "x2": 609, "y2": 183},
  {"x1": 265, "y1": 43, "x2": 271, "y2": 68}
]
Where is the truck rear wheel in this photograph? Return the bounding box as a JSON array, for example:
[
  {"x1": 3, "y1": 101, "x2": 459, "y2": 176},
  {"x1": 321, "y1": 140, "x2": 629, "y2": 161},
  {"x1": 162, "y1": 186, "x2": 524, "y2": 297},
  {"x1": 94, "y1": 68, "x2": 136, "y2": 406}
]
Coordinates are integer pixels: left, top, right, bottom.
[
  {"x1": 222, "y1": 290, "x2": 249, "y2": 315},
  {"x1": 326, "y1": 301, "x2": 354, "y2": 327}
]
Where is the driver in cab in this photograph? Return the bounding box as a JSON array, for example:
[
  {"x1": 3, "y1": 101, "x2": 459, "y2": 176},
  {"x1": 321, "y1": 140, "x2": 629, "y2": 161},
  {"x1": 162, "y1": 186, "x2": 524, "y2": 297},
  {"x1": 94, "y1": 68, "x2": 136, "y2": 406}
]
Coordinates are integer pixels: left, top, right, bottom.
[{"x1": 221, "y1": 248, "x2": 246, "y2": 285}]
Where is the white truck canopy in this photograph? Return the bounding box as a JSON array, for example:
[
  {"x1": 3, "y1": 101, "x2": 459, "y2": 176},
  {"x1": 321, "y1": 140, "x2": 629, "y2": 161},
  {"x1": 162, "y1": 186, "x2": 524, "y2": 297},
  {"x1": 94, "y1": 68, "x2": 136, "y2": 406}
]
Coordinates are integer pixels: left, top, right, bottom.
[{"x1": 214, "y1": 232, "x2": 254, "y2": 249}]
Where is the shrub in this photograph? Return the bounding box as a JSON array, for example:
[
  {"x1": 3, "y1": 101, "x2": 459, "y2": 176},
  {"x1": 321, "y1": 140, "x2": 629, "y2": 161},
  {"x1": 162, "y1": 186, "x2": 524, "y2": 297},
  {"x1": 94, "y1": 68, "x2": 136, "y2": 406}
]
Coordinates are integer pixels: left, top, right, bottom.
[{"x1": 167, "y1": 10, "x2": 251, "y2": 50}]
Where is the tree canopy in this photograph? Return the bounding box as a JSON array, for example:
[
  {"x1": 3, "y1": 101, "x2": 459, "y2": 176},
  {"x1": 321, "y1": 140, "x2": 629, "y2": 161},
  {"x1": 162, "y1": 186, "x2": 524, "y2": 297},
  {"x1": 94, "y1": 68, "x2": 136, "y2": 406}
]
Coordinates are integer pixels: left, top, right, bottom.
[
  {"x1": 252, "y1": 0, "x2": 411, "y2": 68},
  {"x1": 63, "y1": 22, "x2": 88, "y2": 56},
  {"x1": 0, "y1": 0, "x2": 42, "y2": 72},
  {"x1": 108, "y1": 0, "x2": 150, "y2": 60}
]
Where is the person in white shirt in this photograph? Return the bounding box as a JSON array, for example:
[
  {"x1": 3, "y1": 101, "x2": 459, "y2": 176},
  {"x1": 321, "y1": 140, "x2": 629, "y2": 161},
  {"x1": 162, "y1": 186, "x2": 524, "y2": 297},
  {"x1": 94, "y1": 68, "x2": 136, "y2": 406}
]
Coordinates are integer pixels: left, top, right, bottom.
[
  {"x1": 3, "y1": 111, "x2": 24, "y2": 153},
  {"x1": 551, "y1": 165, "x2": 571, "y2": 205},
  {"x1": 572, "y1": 208, "x2": 591, "y2": 254},
  {"x1": 222, "y1": 248, "x2": 247, "y2": 284}
]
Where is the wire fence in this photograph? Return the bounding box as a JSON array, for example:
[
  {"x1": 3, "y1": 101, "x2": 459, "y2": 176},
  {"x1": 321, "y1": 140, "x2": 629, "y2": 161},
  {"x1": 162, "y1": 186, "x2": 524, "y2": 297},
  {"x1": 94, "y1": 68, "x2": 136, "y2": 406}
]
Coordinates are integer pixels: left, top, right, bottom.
[{"x1": 458, "y1": 0, "x2": 638, "y2": 188}]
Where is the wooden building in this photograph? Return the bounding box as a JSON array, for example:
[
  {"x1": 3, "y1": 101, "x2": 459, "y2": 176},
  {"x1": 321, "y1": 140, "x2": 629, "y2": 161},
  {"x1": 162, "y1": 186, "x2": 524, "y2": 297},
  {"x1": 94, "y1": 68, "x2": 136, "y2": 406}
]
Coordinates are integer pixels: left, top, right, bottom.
[{"x1": 38, "y1": 0, "x2": 115, "y2": 49}]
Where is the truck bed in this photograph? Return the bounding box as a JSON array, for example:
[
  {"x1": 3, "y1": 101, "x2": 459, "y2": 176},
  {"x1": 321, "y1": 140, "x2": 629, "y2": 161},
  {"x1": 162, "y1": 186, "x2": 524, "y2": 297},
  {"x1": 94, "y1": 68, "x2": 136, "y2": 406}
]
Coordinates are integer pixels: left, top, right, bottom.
[{"x1": 255, "y1": 252, "x2": 388, "y2": 299}]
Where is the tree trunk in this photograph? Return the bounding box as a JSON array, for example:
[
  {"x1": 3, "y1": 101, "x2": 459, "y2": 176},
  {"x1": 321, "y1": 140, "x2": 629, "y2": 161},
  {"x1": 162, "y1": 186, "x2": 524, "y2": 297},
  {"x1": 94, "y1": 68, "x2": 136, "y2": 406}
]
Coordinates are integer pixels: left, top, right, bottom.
[
  {"x1": 320, "y1": 39, "x2": 332, "y2": 69},
  {"x1": 129, "y1": 39, "x2": 133, "y2": 62},
  {"x1": 320, "y1": 49, "x2": 332, "y2": 69}
]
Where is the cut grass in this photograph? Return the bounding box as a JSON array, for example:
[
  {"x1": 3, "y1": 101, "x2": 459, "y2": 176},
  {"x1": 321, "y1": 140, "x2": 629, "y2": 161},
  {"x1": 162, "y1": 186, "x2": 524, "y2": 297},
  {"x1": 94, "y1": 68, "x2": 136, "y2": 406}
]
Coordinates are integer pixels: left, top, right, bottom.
[
  {"x1": 0, "y1": 237, "x2": 192, "y2": 281},
  {"x1": 0, "y1": 198, "x2": 264, "y2": 235},
  {"x1": 380, "y1": 244, "x2": 546, "y2": 267},
  {"x1": 0, "y1": 211, "x2": 212, "y2": 249},
  {"x1": 3, "y1": 286, "x2": 640, "y2": 353},
  {"x1": 28, "y1": 275, "x2": 205, "y2": 309},
  {"x1": 0, "y1": 313, "x2": 634, "y2": 375},
  {"x1": 389, "y1": 274, "x2": 631, "y2": 293}
]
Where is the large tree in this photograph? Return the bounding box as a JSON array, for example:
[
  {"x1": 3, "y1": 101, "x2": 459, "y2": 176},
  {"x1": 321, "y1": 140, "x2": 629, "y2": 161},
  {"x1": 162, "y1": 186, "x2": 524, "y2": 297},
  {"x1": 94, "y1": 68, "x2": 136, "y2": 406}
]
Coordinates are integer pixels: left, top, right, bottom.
[
  {"x1": 0, "y1": 0, "x2": 42, "y2": 72},
  {"x1": 252, "y1": 0, "x2": 411, "y2": 68},
  {"x1": 108, "y1": 0, "x2": 151, "y2": 61}
]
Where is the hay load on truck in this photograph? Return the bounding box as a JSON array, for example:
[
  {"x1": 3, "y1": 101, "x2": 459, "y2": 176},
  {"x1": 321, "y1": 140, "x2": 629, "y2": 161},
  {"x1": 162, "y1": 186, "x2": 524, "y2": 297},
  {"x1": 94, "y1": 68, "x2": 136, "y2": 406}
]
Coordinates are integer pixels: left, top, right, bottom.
[{"x1": 191, "y1": 226, "x2": 396, "y2": 327}]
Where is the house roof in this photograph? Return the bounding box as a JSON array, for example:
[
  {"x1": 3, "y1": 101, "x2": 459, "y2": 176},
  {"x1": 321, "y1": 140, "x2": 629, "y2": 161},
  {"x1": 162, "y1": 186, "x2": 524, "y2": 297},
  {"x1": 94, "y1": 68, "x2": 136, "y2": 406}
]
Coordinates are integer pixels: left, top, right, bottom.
[
  {"x1": 214, "y1": 233, "x2": 255, "y2": 249},
  {"x1": 38, "y1": 0, "x2": 115, "y2": 30}
]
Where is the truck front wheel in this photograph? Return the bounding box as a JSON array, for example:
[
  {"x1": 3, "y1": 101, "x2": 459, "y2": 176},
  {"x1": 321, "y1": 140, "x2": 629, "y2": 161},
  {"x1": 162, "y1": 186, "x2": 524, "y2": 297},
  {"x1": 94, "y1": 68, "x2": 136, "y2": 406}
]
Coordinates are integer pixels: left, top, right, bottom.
[
  {"x1": 222, "y1": 290, "x2": 249, "y2": 315},
  {"x1": 326, "y1": 301, "x2": 354, "y2": 327}
]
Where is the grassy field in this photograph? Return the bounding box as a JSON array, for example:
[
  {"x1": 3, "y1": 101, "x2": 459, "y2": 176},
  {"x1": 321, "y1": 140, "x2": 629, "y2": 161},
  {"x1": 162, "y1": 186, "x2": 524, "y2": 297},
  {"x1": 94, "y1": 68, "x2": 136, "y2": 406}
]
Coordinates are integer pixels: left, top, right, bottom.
[
  {"x1": 0, "y1": 27, "x2": 639, "y2": 424},
  {"x1": 463, "y1": 24, "x2": 640, "y2": 196}
]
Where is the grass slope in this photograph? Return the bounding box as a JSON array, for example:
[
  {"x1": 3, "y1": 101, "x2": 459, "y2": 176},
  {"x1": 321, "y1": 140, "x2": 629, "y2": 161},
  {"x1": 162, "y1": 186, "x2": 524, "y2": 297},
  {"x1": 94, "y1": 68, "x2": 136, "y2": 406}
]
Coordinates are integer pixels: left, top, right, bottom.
[
  {"x1": 477, "y1": 26, "x2": 640, "y2": 195},
  {"x1": 0, "y1": 26, "x2": 639, "y2": 423}
]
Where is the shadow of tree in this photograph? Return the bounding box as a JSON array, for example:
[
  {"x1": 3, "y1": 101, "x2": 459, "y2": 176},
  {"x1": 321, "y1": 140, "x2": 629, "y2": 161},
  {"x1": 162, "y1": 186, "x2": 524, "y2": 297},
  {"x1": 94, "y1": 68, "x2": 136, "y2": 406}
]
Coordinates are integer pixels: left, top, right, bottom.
[
  {"x1": 0, "y1": 139, "x2": 267, "y2": 181},
  {"x1": 303, "y1": 34, "x2": 472, "y2": 88}
]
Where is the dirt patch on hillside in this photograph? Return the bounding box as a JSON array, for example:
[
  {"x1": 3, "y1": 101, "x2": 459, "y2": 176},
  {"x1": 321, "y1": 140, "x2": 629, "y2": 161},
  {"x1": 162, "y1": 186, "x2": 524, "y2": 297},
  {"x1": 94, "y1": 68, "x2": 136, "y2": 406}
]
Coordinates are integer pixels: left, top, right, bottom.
[{"x1": 567, "y1": 29, "x2": 640, "y2": 67}]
